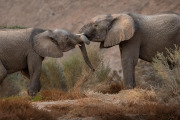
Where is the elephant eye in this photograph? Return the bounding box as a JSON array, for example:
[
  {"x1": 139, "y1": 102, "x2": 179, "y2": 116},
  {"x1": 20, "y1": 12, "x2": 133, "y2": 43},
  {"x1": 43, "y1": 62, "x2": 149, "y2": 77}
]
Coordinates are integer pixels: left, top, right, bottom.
[
  {"x1": 94, "y1": 24, "x2": 98, "y2": 28},
  {"x1": 65, "y1": 35, "x2": 68, "y2": 40}
]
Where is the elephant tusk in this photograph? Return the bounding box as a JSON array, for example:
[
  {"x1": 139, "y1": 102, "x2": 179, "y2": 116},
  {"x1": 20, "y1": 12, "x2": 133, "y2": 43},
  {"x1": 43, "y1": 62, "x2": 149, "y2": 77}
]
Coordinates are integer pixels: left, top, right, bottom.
[
  {"x1": 76, "y1": 33, "x2": 85, "y2": 35},
  {"x1": 77, "y1": 44, "x2": 82, "y2": 46},
  {"x1": 76, "y1": 33, "x2": 90, "y2": 45}
]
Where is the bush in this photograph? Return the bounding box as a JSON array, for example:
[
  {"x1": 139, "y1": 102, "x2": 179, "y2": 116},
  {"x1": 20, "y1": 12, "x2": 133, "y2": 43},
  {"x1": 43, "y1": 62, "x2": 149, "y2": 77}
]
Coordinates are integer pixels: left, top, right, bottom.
[
  {"x1": 62, "y1": 45, "x2": 111, "y2": 91},
  {"x1": 0, "y1": 26, "x2": 27, "y2": 29},
  {"x1": 96, "y1": 63, "x2": 111, "y2": 82},
  {"x1": 41, "y1": 58, "x2": 67, "y2": 91},
  {"x1": 62, "y1": 55, "x2": 83, "y2": 89},
  {"x1": 0, "y1": 72, "x2": 28, "y2": 97},
  {"x1": 153, "y1": 45, "x2": 180, "y2": 95}
]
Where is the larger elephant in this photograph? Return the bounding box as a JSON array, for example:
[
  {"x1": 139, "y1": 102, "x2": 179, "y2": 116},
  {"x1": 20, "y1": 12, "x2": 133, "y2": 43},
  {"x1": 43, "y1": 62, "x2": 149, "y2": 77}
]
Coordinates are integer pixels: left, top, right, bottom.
[
  {"x1": 79, "y1": 12, "x2": 180, "y2": 89},
  {"x1": 0, "y1": 28, "x2": 94, "y2": 96}
]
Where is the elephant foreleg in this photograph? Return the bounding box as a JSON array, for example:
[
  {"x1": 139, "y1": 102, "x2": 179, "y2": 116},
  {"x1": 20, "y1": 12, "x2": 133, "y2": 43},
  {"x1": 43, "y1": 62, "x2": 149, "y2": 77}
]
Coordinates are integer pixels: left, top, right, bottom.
[
  {"x1": 27, "y1": 53, "x2": 43, "y2": 96},
  {"x1": 0, "y1": 60, "x2": 7, "y2": 85},
  {"x1": 120, "y1": 43, "x2": 139, "y2": 89}
]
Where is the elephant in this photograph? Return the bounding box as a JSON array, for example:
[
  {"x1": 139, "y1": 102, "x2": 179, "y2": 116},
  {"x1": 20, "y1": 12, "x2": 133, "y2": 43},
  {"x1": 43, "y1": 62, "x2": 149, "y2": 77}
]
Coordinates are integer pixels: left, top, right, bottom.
[
  {"x1": 79, "y1": 12, "x2": 180, "y2": 89},
  {"x1": 0, "y1": 28, "x2": 94, "y2": 96}
]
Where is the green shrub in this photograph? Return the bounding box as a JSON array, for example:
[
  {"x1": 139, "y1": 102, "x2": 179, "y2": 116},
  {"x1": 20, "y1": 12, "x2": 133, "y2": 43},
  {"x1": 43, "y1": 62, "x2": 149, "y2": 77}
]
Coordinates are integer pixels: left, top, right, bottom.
[
  {"x1": 30, "y1": 95, "x2": 44, "y2": 102},
  {"x1": 96, "y1": 63, "x2": 111, "y2": 82},
  {"x1": 61, "y1": 45, "x2": 111, "y2": 90},
  {"x1": 41, "y1": 58, "x2": 67, "y2": 91},
  {"x1": 153, "y1": 45, "x2": 180, "y2": 95},
  {"x1": 0, "y1": 26, "x2": 27, "y2": 29},
  {"x1": 0, "y1": 72, "x2": 28, "y2": 97},
  {"x1": 62, "y1": 54, "x2": 83, "y2": 89},
  {"x1": 84, "y1": 46, "x2": 111, "y2": 83}
]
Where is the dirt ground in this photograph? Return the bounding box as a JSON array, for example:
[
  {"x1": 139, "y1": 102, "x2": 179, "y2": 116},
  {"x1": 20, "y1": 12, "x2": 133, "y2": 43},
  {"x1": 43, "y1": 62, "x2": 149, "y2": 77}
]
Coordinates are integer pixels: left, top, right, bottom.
[{"x1": 33, "y1": 89, "x2": 179, "y2": 120}]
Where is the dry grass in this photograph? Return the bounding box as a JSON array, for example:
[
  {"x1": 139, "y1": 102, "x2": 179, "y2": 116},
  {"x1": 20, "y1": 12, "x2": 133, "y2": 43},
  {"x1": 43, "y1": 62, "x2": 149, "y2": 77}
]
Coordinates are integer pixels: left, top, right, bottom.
[
  {"x1": 48, "y1": 97, "x2": 180, "y2": 120},
  {"x1": 41, "y1": 89, "x2": 86, "y2": 101},
  {"x1": 153, "y1": 46, "x2": 180, "y2": 95},
  {"x1": 0, "y1": 98, "x2": 55, "y2": 120},
  {"x1": 93, "y1": 70, "x2": 124, "y2": 94},
  {"x1": 34, "y1": 75, "x2": 88, "y2": 101}
]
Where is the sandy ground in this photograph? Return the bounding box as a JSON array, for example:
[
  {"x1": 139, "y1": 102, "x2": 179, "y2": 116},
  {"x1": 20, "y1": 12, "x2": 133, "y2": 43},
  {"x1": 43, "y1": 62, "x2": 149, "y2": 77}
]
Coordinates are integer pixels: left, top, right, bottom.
[{"x1": 32, "y1": 89, "x2": 162, "y2": 119}]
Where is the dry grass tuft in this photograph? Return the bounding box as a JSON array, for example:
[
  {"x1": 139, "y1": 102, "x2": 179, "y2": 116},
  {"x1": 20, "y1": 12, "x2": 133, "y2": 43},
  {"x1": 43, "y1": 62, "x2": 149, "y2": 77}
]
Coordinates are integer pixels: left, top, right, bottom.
[
  {"x1": 39, "y1": 75, "x2": 88, "y2": 101},
  {"x1": 93, "y1": 70, "x2": 123, "y2": 94},
  {"x1": 41, "y1": 89, "x2": 86, "y2": 101},
  {"x1": 0, "y1": 98, "x2": 55, "y2": 120}
]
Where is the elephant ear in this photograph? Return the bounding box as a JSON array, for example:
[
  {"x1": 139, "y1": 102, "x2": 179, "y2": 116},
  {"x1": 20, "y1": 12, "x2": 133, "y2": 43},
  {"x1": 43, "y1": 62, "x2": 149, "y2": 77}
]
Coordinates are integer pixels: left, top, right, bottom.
[
  {"x1": 104, "y1": 14, "x2": 135, "y2": 47},
  {"x1": 32, "y1": 30, "x2": 63, "y2": 58}
]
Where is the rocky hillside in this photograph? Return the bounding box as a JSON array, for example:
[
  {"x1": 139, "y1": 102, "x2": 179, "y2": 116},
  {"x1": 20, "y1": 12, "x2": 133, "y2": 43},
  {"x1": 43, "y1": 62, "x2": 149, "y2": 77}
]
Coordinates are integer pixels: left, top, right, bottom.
[{"x1": 0, "y1": 0, "x2": 180, "y2": 71}]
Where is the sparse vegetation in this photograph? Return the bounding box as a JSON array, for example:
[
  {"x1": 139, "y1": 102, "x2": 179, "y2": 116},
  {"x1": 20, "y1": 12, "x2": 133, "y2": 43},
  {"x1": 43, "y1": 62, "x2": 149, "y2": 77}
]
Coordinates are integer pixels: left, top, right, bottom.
[
  {"x1": 62, "y1": 54, "x2": 83, "y2": 89},
  {"x1": 2, "y1": 37, "x2": 180, "y2": 119},
  {"x1": 153, "y1": 45, "x2": 180, "y2": 96},
  {"x1": 61, "y1": 46, "x2": 111, "y2": 91},
  {"x1": 0, "y1": 72, "x2": 28, "y2": 97},
  {"x1": 0, "y1": 26, "x2": 27, "y2": 29},
  {"x1": 41, "y1": 58, "x2": 67, "y2": 91}
]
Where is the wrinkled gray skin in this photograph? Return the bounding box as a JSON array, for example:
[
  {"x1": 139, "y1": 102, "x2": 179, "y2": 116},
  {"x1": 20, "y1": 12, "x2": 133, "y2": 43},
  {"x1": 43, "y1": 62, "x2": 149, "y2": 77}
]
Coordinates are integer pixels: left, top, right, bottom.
[
  {"x1": 0, "y1": 28, "x2": 94, "y2": 96},
  {"x1": 79, "y1": 12, "x2": 180, "y2": 89}
]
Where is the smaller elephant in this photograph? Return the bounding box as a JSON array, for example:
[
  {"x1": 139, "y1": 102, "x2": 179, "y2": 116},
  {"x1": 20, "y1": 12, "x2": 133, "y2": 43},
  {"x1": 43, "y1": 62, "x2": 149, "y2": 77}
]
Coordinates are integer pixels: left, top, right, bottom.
[
  {"x1": 0, "y1": 28, "x2": 94, "y2": 96},
  {"x1": 79, "y1": 12, "x2": 180, "y2": 89}
]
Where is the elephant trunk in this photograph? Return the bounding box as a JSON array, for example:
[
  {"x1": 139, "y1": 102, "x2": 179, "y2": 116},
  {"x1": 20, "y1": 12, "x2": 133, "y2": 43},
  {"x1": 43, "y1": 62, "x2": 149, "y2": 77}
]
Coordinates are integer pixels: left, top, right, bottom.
[
  {"x1": 71, "y1": 34, "x2": 90, "y2": 45},
  {"x1": 70, "y1": 33, "x2": 94, "y2": 71},
  {"x1": 77, "y1": 33, "x2": 90, "y2": 45},
  {"x1": 79, "y1": 43, "x2": 95, "y2": 71}
]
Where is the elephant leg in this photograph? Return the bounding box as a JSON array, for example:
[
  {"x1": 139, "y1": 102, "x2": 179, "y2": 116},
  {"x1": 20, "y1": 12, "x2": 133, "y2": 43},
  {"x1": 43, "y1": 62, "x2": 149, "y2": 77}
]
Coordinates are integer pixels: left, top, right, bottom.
[
  {"x1": 120, "y1": 43, "x2": 139, "y2": 89},
  {"x1": 21, "y1": 69, "x2": 30, "y2": 79},
  {"x1": 27, "y1": 53, "x2": 43, "y2": 96},
  {"x1": 0, "y1": 60, "x2": 7, "y2": 85}
]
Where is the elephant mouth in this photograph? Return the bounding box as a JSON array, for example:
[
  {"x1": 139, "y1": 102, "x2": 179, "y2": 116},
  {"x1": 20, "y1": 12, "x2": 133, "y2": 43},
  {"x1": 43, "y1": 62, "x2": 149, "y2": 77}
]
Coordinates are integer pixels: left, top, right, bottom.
[
  {"x1": 82, "y1": 31, "x2": 104, "y2": 42},
  {"x1": 83, "y1": 33, "x2": 93, "y2": 40},
  {"x1": 62, "y1": 46, "x2": 75, "y2": 52},
  {"x1": 81, "y1": 29, "x2": 96, "y2": 41},
  {"x1": 90, "y1": 35, "x2": 104, "y2": 42},
  {"x1": 83, "y1": 33, "x2": 102, "y2": 42}
]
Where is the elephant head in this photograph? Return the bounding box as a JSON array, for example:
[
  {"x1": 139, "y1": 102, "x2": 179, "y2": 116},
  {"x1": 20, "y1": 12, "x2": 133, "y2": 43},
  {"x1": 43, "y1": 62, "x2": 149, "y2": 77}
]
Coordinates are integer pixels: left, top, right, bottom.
[
  {"x1": 79, "y1": 13, "x2": 135, "y2": 48},
  {"x1": 32, "y1": 29, "x2": 94, "y2": 71}
]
